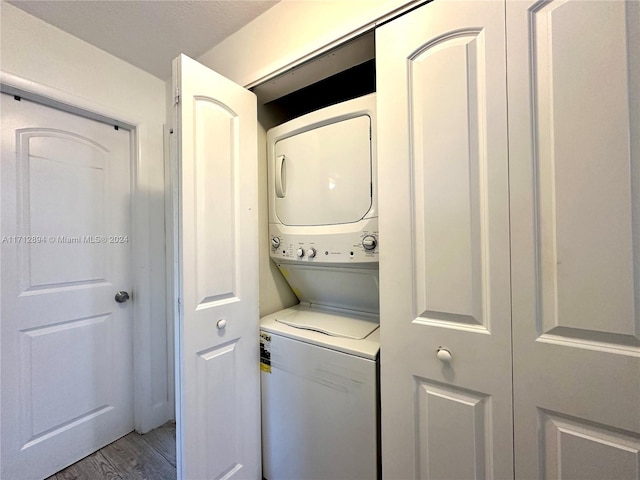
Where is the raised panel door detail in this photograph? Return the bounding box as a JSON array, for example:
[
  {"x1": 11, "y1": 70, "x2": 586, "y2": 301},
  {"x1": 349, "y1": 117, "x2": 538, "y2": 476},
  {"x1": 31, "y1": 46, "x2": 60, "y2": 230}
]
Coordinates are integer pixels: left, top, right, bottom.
[
  {"x1": 416, "y1": 379, "x2": 492, "y2": 479},
  {"x1": 540, "y1": 410, "x2": 640, "y2": 480},
  {"x1": 194, "y1": 99, "x2": 239, "y2": 309},
  {"x1": 17, "y1": 130, "x2": 108, "y2": 292},
  {"x1": 530, "y1": 0, "x2": 640, "y2": 349},
  {"x1": 410, "y1": 31, "x2": 489, "y2": 331},
  {"x1": 19, "y1": 314, "x2": 113, "y2": 447},
  {"x1": 196, "y1": 341, "x2": 243, "y2": 479}
]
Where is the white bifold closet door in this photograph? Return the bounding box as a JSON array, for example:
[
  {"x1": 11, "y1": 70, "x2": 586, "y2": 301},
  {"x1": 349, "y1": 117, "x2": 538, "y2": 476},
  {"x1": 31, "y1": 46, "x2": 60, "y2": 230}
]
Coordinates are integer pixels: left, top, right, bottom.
[
  {"x1": 507, "y1": 1, "x2": 640, "y2": 478},
  {"x1": 376, "y1": 1, "x2": 513, "y2": 479},
  {"x1": 172, "y1": 54, "x2": 261, "y2": 480}
]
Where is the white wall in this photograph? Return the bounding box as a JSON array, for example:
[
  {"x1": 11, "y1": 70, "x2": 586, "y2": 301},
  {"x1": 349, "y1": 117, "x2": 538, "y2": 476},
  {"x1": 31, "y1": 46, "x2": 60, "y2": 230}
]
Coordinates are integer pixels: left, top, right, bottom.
[
  {"x1": 0, "y1": 1, "x2": 172, "y2": 433},
  {"x1": 197, "y1": 0, "x2": 419, "y2": 317}
]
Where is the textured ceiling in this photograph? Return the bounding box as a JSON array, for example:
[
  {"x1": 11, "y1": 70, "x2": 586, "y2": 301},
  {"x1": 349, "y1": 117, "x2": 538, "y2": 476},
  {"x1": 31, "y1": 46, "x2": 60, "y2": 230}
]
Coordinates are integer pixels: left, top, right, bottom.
[{"x1": 7, "y1": 0, "x2": 280, "y2": 79}]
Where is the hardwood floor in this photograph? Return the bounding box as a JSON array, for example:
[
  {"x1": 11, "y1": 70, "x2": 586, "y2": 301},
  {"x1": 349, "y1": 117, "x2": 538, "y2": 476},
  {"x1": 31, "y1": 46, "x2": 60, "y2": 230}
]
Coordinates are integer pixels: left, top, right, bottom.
[{"x1": 46, "y1": 422, "x2": 176, "y2": 480}]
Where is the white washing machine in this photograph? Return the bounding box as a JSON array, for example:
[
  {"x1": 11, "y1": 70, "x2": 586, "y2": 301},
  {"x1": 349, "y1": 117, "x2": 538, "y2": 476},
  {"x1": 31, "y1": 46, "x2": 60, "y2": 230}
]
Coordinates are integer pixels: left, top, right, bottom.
[
  {"x1": 261, "y1": 94, "x2": 380, "y2": 480},
  {"x1": 260, "y1": 305, "x2": 379, "y2": 480}
]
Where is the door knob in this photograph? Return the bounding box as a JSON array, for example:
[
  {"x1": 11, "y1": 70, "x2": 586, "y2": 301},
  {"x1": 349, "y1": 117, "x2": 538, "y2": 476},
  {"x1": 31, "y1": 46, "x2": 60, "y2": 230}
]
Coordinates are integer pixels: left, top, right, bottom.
[
  {"x1": 115, "y1": 291, "x2": 130, "y2": 303},
  {"x1": 217, "y1": 319, "x2": 227, "y2": 329},
  {"x1": 436, "y1": 347, "x2": 452, "y2": 362}
]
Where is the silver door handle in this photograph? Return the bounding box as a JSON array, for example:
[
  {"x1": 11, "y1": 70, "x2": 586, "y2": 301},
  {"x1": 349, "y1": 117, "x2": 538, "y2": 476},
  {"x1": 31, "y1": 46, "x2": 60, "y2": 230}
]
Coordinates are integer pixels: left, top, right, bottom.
[{"x1": 115, "y1": 291, "x2": 130, "y2": 303}]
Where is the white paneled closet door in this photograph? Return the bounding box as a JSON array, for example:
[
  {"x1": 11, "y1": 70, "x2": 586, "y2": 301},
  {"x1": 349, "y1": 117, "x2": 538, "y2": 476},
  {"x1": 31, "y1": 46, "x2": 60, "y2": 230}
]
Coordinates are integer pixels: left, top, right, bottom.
[
  {"x1": 507, "y1": 1, "x2": 640, "y2": 478},
  {"x1": 172, "y1": 54, "x2": 261, "y2": 480},
  {"x1": 376, "y1": 1, "x2": 513, "y2": 478}
]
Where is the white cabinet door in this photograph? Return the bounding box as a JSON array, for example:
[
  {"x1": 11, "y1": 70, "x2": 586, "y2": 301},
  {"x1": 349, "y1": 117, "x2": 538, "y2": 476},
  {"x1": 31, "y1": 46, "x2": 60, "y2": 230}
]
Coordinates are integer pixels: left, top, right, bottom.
[
  {"x1": 507, "y1": 1, "x2": 640, "y2": 478},
  {"x1": 172, "y1": 54, "x2": 260, "y2": 480},
  {"x1": 376, "y1": 1, "x2": 513, "y2": 478}
]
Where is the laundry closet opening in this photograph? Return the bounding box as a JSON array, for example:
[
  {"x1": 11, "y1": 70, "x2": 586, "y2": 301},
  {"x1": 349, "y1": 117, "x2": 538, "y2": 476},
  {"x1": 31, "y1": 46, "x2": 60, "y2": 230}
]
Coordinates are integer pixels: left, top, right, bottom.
[{"x1": 251, "y1": 29, "x2": 381, "y2": 480}]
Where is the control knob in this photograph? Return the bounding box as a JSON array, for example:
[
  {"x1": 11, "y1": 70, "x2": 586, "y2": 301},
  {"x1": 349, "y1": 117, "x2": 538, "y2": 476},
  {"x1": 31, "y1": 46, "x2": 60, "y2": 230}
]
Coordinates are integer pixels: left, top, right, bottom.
[
  {"x1": 362, "y1": 235, "x2": 377, "y2": 251},
  {"x1": 271, "y1": 237, "x2": 280, "y2": 249},
  {"x1": 307, "y1": 248, "x2": 317, "y2": 258},
  {"x1": 296, "y1": 248, "x2": 304, "y2": 258}
]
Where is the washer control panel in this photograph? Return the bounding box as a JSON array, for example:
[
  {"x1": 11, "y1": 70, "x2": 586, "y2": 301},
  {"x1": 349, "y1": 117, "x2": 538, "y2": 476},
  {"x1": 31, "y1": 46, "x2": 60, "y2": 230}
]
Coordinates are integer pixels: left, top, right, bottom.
[{"x1": 269, "y1": 226, "x2": 379, "y2": 264}]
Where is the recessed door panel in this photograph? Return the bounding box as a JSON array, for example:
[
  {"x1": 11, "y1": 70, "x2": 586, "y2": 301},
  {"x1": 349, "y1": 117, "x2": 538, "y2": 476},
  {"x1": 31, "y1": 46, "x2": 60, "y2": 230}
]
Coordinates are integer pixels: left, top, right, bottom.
[
  {"x1": 531, "y1": 0, "x2": 639, "y2": 345},
  {"x1": 20, "y1": 131, "x2": 108, "y2": 290},
  {"x1": 540, "y1": 411, "x2": 640, "y2": 480},
  {"x1": 416, "y1": 380, "x2": 492, "y2": 479},
  {"x1": 274, "y1": 115, "x2": 372, "y2": 226},
  {"x1": 193, "y1": 98, "x2": 238, "y2": 308},
  {"x1": 196, "y1": 341, "x2": 243, "y2": 479},
  {"x1": 411, "y1": 32, "x2": 487, "y2": 329},
  {"x1": 20, "y1": 314, "x2": 112, "y2": 443}
]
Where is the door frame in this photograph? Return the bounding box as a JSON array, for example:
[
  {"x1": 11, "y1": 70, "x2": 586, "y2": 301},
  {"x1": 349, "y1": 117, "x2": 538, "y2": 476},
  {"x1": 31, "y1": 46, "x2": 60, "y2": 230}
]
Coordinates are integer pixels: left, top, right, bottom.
[{"x1": 0, "y1": 70, "x2": 169, "y2": 435}]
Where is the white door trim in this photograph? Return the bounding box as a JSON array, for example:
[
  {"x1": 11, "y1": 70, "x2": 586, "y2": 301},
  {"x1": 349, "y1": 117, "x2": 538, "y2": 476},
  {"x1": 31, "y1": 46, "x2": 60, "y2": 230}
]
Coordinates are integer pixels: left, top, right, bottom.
[{"x1": 0, "y1": 70, "x2": 167, "y2": 435}]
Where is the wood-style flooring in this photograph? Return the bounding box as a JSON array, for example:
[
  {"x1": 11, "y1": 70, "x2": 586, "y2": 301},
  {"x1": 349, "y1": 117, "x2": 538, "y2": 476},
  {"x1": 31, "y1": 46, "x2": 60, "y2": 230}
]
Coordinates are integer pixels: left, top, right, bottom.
[{"x1": 46, "y1": 422, "x2": 176, "y2": 480}]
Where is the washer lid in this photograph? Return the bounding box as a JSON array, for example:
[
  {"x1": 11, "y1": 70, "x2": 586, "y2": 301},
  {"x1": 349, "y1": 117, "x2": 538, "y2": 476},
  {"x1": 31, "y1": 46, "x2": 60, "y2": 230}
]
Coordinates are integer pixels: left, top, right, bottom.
[
  {"x1": 275, "y1": 306, "x2": 378, "y2": 340},
  {"x1": 261, "y1": 305, "x2": 380, "y2": 359}
]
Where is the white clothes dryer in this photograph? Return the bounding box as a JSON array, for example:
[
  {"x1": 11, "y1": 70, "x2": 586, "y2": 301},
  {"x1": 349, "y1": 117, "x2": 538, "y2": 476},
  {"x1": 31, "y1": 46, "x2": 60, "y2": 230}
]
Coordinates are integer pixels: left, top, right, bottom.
[{"x1": 268, "y1": 93, "x2": 378, "y2": 273}]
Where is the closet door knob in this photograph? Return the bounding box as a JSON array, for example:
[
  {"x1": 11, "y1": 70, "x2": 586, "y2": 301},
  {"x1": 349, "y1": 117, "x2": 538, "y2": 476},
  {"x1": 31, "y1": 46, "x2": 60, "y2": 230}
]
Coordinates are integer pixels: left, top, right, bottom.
[
  {"x1": 436, "y1": 347, "x2": 452, "y2": 362},
  {"x1": 217, "y1": 319, "x2": 227, "y2": 330}
]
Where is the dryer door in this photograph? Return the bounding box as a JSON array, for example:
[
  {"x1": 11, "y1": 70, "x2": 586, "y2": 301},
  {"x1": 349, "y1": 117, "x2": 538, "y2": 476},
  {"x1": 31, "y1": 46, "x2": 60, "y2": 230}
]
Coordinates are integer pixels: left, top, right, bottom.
[{"x1": 274, "y1": 114, "x2": 372, "y2": 226}]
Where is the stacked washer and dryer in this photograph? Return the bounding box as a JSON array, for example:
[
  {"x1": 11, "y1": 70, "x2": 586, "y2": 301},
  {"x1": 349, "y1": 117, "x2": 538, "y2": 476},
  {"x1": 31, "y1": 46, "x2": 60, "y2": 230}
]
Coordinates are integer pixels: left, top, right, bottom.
[{"x1": 260, "y1": 93, "x2": 380, "y2": 480}]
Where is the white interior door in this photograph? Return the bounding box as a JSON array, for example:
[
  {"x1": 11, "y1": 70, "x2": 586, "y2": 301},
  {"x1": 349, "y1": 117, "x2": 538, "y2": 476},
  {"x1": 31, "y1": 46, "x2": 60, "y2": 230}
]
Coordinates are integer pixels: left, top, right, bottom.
[
  {"x1": 172, "y1": 54, "x2": 260, "y2": 480},
  {"x1": 1, "y1": 93, "x2": 134, "y2": 479},
  {"x1": 377, "y1": 1, "x2": 513, "y2": 478},
  {"x1": 507, "y1": 1, "x2": 640, "y2": 477}
]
